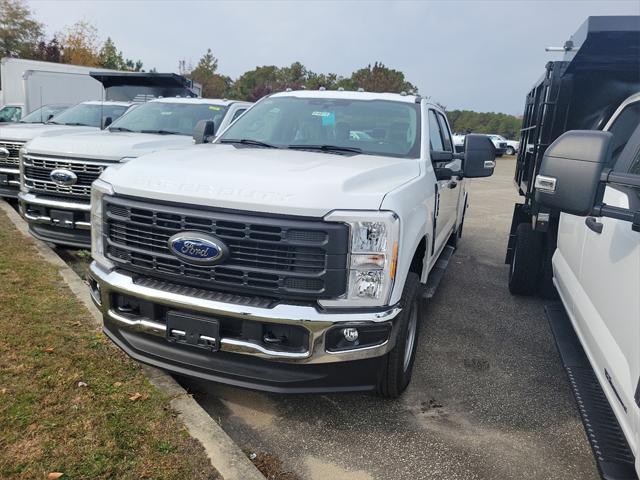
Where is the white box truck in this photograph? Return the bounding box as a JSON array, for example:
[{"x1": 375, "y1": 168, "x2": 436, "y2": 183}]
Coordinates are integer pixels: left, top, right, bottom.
[{"x1": 0, "y1": 58, "x2": 116, "y2": 122}]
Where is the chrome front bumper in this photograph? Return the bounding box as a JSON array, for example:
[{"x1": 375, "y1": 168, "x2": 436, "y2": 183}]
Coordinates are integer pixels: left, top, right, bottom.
[
  {"x1": 18, "y1": 192, "x2": 91, "y2": 229},
  {"x1": 89, "y1": 262, "x2": 402, "y2": 364}
]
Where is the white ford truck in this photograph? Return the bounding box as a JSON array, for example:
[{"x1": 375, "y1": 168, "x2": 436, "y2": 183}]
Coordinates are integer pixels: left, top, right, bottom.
[
  {"x1": 88, "y1": 90, "x2": 496, "y2": 397},
  {"x1": 535, "y1": 94, "x2": 640, "y2": 478},
  {"x1": 0, "y1": 101, "x2": 131, "y2": 199},
  {"x1": 19, "y1": 98, "x2": 251, "y2": 248}
]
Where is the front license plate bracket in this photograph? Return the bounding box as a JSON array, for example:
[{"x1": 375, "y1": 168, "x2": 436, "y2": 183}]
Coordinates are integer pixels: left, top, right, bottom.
[{"x1": 166, "y1": 311, "x2": 220, "y2": 352}]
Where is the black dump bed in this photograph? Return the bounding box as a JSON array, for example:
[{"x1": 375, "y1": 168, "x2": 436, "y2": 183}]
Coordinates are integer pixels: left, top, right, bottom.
[
  {"x1": 90, "y1": 72, "x2": 198, "y2": 102},
  {"x1": 514, "y1": 16, "x2": 640, "y2": 201}
]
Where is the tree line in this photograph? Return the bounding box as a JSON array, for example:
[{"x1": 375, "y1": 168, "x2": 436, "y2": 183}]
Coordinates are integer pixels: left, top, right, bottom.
[
  {"x1": 182, "y1": 50, "x2": 417, "y2": 102},
  {"x1": 447, "y1": 110, "x2": 522, "y2": 140},
  {"x1": 0, "y1": 0, "x2": 144, "y2": 72}
]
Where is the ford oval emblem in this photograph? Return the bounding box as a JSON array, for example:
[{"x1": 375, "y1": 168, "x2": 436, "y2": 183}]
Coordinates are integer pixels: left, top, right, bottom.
[
  {"x1": 50, "y1": 168, "x2": 77, "y2": 186},
  {"x1": 168, "y1": 232, "x2": 227, "y2": 266},
  {"x1": 0, "y1": 147, "x2": 9, "y2": 159}
]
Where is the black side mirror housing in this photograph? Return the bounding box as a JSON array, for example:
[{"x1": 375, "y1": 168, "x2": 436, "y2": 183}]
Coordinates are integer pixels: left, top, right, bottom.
[
  {"x1": 194, "y1": 120, "x2": 215, "y2": 144},
  {"x1": 535, "y1": 130, "x2": 613, "y2": 216},
  {"x1": 102, "y1": 116, "x2": 113, "y2": 129},
  {"x1": 463, "y1": 134, "x2": 496, "y2": 178},
  {"x1": 46, "y1": 114, "x2": 54, "y2": 121}
]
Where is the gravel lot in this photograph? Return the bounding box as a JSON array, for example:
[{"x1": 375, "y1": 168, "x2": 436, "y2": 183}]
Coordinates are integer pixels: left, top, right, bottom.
[{"x1": 179, "y1": 158, "x2": 599, "y2": 480}]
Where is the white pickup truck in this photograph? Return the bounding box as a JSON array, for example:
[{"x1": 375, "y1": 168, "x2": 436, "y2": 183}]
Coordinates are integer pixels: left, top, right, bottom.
[
  {"x1": 19, "y1": 97, "x2": 251, "y2": 248},
  {"x1": 87, "y1": 90, "x2": 496, "y2": 397},
  {"x1": 0, "y1": 101, "x2": 131, "y2": 199},
  {"x1": 535, "y1": 94, "x2": 640, "y2": 478}
]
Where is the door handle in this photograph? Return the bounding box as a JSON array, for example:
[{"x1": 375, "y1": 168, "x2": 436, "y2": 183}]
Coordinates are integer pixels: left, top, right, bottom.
[
  {"x1": 447, "y1": 180, "x2": 458, "y2": 189},
  {"x1": 585, "y1": 216, "x2": 603, "y2": 234}
]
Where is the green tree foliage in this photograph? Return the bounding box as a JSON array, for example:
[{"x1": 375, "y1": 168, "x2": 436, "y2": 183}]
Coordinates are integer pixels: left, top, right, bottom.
[
  {"x1": 350, "y1": 62, "x2": 416, "y2": 93},
  {"x1": 447, "y1": 110, "x2": 522, "y2": 140},
  {"x1": 0, "y1": 0, "x2": 43, "y2": 59},
  {"x1": 35, "y1": 36, "x2": 61, "y2": 63},
  {"x1": 188, "y1": 49, "x2": 230, "y2": 98},
  {"x1": 230, "y1": 61, "x2": 416, "y2": 102},
  {"x1": 97, "y1": 36, "x2": 143, "y2": 71},
  {"x1": 99, "y1": 37, "x2": 125, "y2": 69}
]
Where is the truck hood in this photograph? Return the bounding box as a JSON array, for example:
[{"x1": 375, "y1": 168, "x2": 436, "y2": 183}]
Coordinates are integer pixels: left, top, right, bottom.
[
  {"x1": 101, "y1": 145, "x2": 420, "y2": 217},
  {"x1": 0, "y1": 123, "x2": 98, "y2": 142},
  {"x1": 24, "y1": 131, "x2": 194, "y2": 162}
]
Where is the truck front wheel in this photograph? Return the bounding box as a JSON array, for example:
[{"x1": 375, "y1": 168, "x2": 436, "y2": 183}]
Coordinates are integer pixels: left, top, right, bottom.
[
  {"x1": 376, "y1": 273, "x2": 421, "y2": 398},
  {"x1": 508, "y1": 223, "x2": 543, "y2": 295}
]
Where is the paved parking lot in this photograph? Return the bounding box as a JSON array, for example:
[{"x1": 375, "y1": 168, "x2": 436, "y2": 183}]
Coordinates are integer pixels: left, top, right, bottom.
[{"x1": 179, "y1": 159, "x2": 599, "y2": 480}]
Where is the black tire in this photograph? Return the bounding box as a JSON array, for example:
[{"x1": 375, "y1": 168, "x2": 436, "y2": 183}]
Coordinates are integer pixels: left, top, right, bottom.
[
  {"x1": 506, "y1": 146, "x2": 516, "y2": 156},
  {"x1": 376, "y1": 273, "x2": 421, "y2": 398},
  {"x1": 508, "y1": 223, "x2": 544, "y2": 295}
]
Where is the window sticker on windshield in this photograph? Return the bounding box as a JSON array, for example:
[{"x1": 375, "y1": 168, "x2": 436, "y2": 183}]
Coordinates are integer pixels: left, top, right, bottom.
[
  {"x1": 312, "y1": 111, "x2": 335, "y2": 126},
  {"x1": 161, "y1": 111, "x2": 173, "y2": 115},
  {"x1": 209, "y1": 106, "x2": 222, "y2": 110}
]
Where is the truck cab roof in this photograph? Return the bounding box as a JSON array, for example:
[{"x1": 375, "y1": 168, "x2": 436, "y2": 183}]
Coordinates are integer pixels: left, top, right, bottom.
[{"x1": 270, "y1": 89, "x2": 422, "y2": 105}]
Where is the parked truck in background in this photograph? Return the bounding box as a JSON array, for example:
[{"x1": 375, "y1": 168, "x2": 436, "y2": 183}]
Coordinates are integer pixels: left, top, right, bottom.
[
  {"x1": 0, "y1": 101, "x2": 132, "y2": 199},
  {"x1": 87, "y1": 89, "x2": 496, "y2": 397},
  {"x1": 506, "y1": 15, "x2": 640, "y2": 479},
  {"x1": 506, "y1": 16, "x2": 640, "y2": 297},
  {"x1": 1, "y1": 71, "x2": 200, "y2": 200},
  {"x1": 0, "y1": 58, "x2": 117, "y2": 122},
  {"x1": 19, "y1": 97, "x2": 251, "y2": 247}
]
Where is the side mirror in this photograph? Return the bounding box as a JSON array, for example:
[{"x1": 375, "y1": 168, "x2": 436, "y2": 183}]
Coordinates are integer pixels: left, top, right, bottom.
[
  {"x1": 47, "y1": 114, "x2": 54, "y2": 121},
  {"x1": 463, "y1": 134, "x2": 496, "y2": 178},
  {"x1": 102, "y1": 116, "x2": 113, "y2": 129},
  {"x1": 194, "y1": 120, "x2": 215, "y2": 144},
  {"x1": 535, "y1": 130, "x2": 612, "y2": 216}
]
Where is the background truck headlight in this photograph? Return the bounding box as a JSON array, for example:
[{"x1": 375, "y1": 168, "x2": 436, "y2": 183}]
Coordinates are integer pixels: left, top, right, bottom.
[
  {"x1": 320, "y1": 211, "x2": 400, "y2": 308},
  {"x1": 91, "y1": 179, "x2": 115, "y2": 269},
  {"x1": 19, "y1": 147, "x2": 27, "y2": 193}
]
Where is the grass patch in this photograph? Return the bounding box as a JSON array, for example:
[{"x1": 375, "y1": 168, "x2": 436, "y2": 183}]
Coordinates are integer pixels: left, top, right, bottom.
[{"x1": 0, "y1": 208, "x2": 220, "y2": 479}]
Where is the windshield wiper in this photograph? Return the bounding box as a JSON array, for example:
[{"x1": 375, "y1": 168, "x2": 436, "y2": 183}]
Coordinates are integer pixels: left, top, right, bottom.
[
  {"x1": 140, "y1": 129, "x2": 180, "y2": 135},
  {"x1": 46, "y1": 120, "x2": 61, "y2": 125},
  {"x1": 64, "y1": 122, "x2": 92, "y2": 126},
  {"x1": 109, "y1": 126, "x2": 134, "y2": 132},
  {"x1": 219, "y1": 138, "x2": 280, "y2": 149},
  {"x1": 287, "y1": 144, "x2": 362, "y2": 154}
]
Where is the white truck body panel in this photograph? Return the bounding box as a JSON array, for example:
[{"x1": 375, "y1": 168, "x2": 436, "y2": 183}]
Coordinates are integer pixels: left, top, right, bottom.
[
  {"x1": 0, "y1": 57, "x2": 115, "y2": 116},
  {"x1": 552, "y1": 95, "x2": 640, "y2": 472}
]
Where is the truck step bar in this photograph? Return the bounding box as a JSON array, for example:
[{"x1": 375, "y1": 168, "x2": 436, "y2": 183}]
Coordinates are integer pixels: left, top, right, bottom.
[
  {"x1": 423, "y1": 245, "x2": 455, "y2": 299},
  {"x1": 545, "y1": 303, "x2": 638, "y2": 480}
]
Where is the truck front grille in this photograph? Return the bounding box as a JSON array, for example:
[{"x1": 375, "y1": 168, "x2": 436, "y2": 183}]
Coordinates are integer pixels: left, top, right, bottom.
[
  {"x1": 22, "y1": 154, "x2": 109, "y2": 199},
  {"x1": 0, "y1": 141, "x2": 24, "y2": 168},
  {"x1": 103, "y1": 196, "x2": 349, "y2": 301}
]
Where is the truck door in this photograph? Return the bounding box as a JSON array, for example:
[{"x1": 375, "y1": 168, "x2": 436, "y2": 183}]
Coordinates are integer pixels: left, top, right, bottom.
[
  {"x1": 427, "y1": 109, "x2": 460, "y2": 256},
  {"x1": 574, "y1": 117, "x2": 640, "y2": 453}
]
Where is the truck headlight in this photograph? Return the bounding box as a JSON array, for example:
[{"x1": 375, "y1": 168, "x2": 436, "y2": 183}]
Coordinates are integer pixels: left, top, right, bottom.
[
  {"x1": 320, "y1": 211, "x2": 400, "y2": 308},
  {"x1": 91, "y1": 179, "x2": 114, "y2": 270},
  {"x1": 19, "y1": 148, "x2": 27, "y2": 193}
]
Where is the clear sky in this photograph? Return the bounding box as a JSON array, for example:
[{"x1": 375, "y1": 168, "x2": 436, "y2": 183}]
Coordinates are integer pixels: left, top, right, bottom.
[{"x1": 26, "y1": 0, "x2": 639, "y2": 114}]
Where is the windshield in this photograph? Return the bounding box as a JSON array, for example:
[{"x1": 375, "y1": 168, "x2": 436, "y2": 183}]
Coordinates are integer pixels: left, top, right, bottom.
[
  {"x1": 219, "y1": 96, "x2": 421, "y2": 158},
  {"x1": 49, "y1": 103, "x2": 129, "y2": 127},
  {"x1": 109, "y1": 102, "x2": 229, "y2": 135},
  {"x1": 20, "y1": 105, "x2": 69, "y2": 124}
]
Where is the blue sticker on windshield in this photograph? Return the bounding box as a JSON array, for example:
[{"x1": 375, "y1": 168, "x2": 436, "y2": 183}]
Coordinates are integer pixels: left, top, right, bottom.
[{"x1": 323, "y1": 112, "x2": 335, "y2": 126}]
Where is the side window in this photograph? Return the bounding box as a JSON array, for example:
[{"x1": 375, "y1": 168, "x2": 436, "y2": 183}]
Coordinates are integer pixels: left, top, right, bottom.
[
  {"x1": 231, "y1": 108, "x2": 246, "y2": 123},
  {"x1": 608, "y1": 101, "x2": 640, "y2": 166},
  {"x1": 428, "y1": 110, "x2": 444, "y2": 151},
  {"x1": 436, "y1": 113, "x2": 453, "y2": 152}
]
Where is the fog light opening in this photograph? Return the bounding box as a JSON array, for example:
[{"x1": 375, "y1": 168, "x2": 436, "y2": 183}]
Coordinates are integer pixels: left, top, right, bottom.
[{"x1": 342, "y1": 327, "x2": 359, "y2": 342}]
